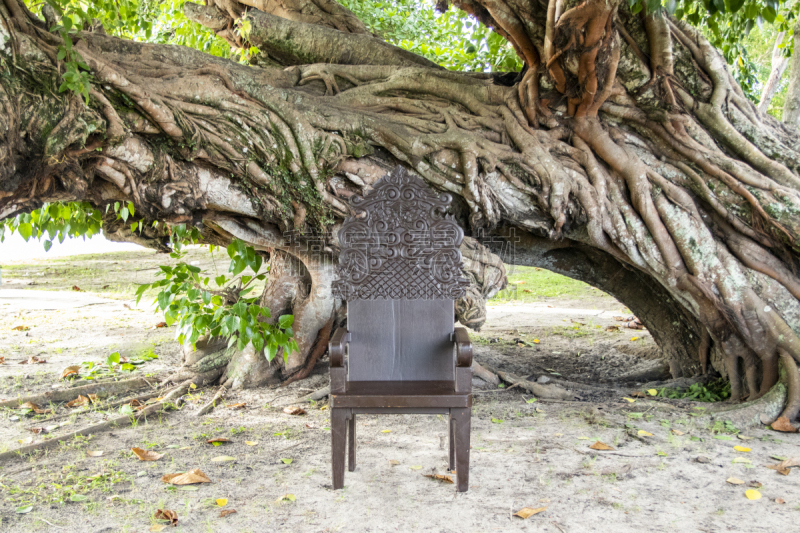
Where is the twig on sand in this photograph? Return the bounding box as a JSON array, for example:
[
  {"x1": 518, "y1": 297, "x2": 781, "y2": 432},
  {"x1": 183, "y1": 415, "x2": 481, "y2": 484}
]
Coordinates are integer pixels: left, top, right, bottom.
[
  {"x1": 196, "y1": 383, "x2": 230, "y2": 416},
  {"x1": 298, "y1": 386, "x2": 330, "y2": 403}
]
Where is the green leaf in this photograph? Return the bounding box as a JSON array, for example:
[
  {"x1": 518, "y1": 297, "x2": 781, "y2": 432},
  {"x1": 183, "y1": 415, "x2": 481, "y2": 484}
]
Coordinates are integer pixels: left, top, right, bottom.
[
  {"x1": 15, "y1": 505, "x2": 33, "y2": 514},
  {"x1": 278, "y1": 315, "x2": 294, "y2": 329},
  {"x1": 281, "y1": 458, "x2": 293, "y2": 464},
  {"x1": 18, "y1": 222, "x2": 33, "y2": 241},
  {"x1": 107, "y1": 352, "x2": 120, "y2": 366},
  {"x1": 69, "y1": 494, "x2": 88, "y2": 502}
]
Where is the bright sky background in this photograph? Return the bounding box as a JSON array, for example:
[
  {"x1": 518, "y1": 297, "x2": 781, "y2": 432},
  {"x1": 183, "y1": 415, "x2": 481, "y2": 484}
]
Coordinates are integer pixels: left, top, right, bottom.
[{"x1": 0, "y1": 232, "x2": 146, "y2": 262}]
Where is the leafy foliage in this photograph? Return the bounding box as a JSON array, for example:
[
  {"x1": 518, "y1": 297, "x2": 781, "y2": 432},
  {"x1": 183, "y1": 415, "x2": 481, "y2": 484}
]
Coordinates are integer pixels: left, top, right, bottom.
[
  {"x1": 341, "y1": 0, "x2": 522, "y2": 71},
  {"x1": 626, "y1": 0, "x2": 798, "y2": 102},
  {"x1": 0, "y1": 201, "x2": 102, "y2": 252},
  {"x1": 656, "y1": 378, "x2": 732, "y2": 402},
  {"x1": 136, "y1": 228, "x2": 297, "y2": 360}
]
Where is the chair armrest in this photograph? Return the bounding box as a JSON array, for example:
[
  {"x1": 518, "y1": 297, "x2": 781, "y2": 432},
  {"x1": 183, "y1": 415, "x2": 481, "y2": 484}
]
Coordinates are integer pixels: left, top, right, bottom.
[
  {"x1": 453, "y1": 327, "x2": 473, "y2": 367},
  {"x1": 329, "y1": 328, "x2": 350, "y2": 368}
]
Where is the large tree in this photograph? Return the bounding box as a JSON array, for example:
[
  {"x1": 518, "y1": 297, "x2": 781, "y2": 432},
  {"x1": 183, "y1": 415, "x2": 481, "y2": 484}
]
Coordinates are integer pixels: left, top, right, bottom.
[{"x1": 3, "y1": 0, "x2": 800, "y2": 425}]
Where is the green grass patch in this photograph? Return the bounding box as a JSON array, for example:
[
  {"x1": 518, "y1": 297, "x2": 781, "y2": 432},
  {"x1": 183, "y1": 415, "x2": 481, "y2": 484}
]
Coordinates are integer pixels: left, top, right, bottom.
[{"x1": 490, "y1": 265, "x2": 609, "y2": 302}]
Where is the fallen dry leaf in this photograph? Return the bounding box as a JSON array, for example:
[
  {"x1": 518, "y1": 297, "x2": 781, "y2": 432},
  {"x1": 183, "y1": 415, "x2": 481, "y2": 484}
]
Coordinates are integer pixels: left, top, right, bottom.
[
  {"x1": 87, "y1": 450, "x2": 104, "y2": 457},
  {"x1": 671, "y1": 429, "x2": 685, "y2": 436},
  {"x1": 748, "y1": 481, "x2": 763, "y2": 488},
  {"x1": 589, "y1": 441, "x2": 614, "y2": 451},
  {"x1": 638, "y1": 430, "x2": 653, "y2": 437},
  {"x1": 161, "y1": 469, "x2": 211, "y2": 485},
  {"x1": 132, "y1": 447, "x2": 164, "y2": 461},
  {"x1": 733, "y1": 445, "x2": 751, "y2": 453},
  {"x1": 22, "y1": 356, "x2": 46, "y2": 365},
  {"x1": 153, "y1": 509, "x2": 178, "y2": 526},
  {"x1": 513, "y1": 507, "x2": 547, "y2": 519},
  {"x1": 389, "y1": 460, "x2": 400, "y2": 466},
  {"x1": 66, "y1": 395, "x2": 90, "y2": 408},
  {"x1": 216, "y1": 498, "x2": 228, "y2": 507},
  {"x1": 220, "y1": 509, "x2": 237, "y2": 517},
  {"x1": 776, "y1": 498, "x2": 786, "y2": 504},
  {"x1": 771, "y1": 416, "x2": 799, "y2": 433},
  {"x1": 28, "y1": 427, "x2": 45, "y2": 434},
  {"x1": 12, "y1": 325, "x2": 30, "y2": 331},
  {"x1": 423, "y1": 474, "x2": 454, "y2": 484},
  {"x1": 211, "y1": 456, "x2": 236, "y2": 462},
  {"x1": 630, "y1": 391, "x2": 646, "y2": 398},
  {"x1": 283, "y1": 406, "x2": 307, "y2": 416},
  {"x1": 206, "y1": 437, "x2": 230, "y2": 445},
  {"x1": 245, "y1": 441, "x2": 259, "y2": 446},
  {"x1": 0, "y1": 356, "x2": 4, "y2": 364},
  {"x1": 276, "y1": 494, "x2": 295, "y2": 502},
  {"x1": 19, "y1": 401, "x2": 49, "y2": 414},
  {"x1": 150, "y1": 526, "x2": 167, "y2": 532},
  {"x1": 727, "y1": 477, "x2": 745, "y2": 485},
  {"x1": 737, "y1": 435, "x2": 754, "y2": 440},
  {"x1": 228, "y1": 403, "x2": 246, "y2": 409},
  {"x1": 696, "y1": 456, "x2": 711, "y2": 464},
  {"x1": 622, "y1": 397, "x2": 636, "y2": 403},
  {"x1": 605, "y1": 325, "x2": 620, "y2": 332},
  {"x1": 129, "y1": 399, "x2": 143, "y2": 407},
  {"x1": 60, "y1": 366, "x2": 80, "y2": 380},
  {"x1": 766, "y1": 457, "x2": 799, "y2": 476},
  {"x1": 745, "y1": 489, "x2": 762, "y2": 500},
  {"x1": 72, "y1": 285, "x2": 82, "y2": 291},
  {"x1": 153, "y1": 322, "x2": 168, "y2": 328}
]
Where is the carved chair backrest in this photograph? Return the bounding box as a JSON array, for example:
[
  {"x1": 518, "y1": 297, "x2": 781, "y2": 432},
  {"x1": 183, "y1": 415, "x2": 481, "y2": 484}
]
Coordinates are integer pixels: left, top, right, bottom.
[{"x1": 333, "y1": 167, "x2": 468, "y2": 382}]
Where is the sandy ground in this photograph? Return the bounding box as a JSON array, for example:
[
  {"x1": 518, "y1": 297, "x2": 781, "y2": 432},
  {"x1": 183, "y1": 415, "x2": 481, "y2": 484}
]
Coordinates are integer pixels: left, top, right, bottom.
[{"x1": 1, "y1": 257, "x2": 799, "y2": 532}]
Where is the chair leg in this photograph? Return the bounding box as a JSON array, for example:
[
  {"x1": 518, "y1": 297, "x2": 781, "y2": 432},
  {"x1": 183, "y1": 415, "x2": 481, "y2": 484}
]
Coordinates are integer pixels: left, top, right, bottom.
[
  {"x1": 331, "y1": 408, "x2": 348, "y2": 489},
  {"x1": 348, "y1": 413, "x2": 356, "y2": 472},
  {"x1": 448, "y1": 413, "x2": 455, "y2": 472},
  {"x1": 451, "y1": 407, "x2": 471, "y2": 492}
]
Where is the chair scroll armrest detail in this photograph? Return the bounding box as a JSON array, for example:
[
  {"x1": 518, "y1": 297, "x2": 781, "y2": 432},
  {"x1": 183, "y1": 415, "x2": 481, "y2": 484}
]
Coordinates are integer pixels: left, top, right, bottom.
[
  {"x1": 454, "y1": 327, "x2": 473, "y2": 368},
  {"x1": 329, "y1": 328, "x2": 350, "y2": 368}
]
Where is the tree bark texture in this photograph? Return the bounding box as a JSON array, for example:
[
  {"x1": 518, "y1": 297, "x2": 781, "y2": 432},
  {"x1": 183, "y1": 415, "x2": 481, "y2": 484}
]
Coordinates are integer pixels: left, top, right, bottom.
[
  {"x1": 3, "y1": 0, "x2": 800, "y2": 420},
  {"x1": 758, "y1": 31, "x2": 788, "y2": 114},
  {"x1": 784, "y1": 19, "x2": 800, "y2": 128}
]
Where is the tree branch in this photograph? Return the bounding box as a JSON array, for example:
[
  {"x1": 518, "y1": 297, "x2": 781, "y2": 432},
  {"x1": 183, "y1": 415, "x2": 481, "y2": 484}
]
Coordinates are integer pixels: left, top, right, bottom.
[{"x1": 185, "y1": 2, "x2": 439, "y2": 69}]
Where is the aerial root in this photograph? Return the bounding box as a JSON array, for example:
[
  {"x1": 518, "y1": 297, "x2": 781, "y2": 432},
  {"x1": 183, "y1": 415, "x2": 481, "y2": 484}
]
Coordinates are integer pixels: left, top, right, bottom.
[{"x1": 779, "y1": 350, "x2": 800, "y2": 421}]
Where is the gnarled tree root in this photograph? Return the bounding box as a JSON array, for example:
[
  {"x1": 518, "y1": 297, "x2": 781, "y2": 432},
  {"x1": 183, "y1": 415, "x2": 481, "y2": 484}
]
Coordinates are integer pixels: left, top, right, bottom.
[{"x1": 706, "y1": 357, "x2": 796, "y2": 429}]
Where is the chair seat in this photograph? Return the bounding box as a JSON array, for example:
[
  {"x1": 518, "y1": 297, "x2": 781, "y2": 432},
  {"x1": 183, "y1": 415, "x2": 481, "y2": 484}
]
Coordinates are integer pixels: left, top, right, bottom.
[{"x1": 331, "y1": 380, "x2": 471, "y2": 408}]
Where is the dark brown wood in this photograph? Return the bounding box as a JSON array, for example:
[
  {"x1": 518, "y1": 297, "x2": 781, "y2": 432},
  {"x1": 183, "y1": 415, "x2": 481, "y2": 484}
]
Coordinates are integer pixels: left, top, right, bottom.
[
  {"x1": 329, "y1": 166, "x2": 473, "y2": 492},
  {"x1": 331, "y1": 380, "x2": 471, "y2": 408},
  {"x1": 331, "y1": 408, "x2": 349, "y2": 490},
  {"x1": 348, "y1": 414, "x2": 356, "y2": 472},
  {"x1": 347, "y1": 300, "x2": 455, "y2": 381}
]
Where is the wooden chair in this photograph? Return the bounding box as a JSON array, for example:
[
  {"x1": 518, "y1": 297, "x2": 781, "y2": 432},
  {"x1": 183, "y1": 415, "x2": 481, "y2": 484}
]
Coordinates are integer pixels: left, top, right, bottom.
[{"x1": 329, "y1": 167, "x2": 473, "y2": 492}]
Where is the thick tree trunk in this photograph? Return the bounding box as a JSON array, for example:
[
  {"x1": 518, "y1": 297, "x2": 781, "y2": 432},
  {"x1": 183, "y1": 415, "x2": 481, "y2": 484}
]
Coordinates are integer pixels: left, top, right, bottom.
[
  {"x1": 784, "y1": 20, "x2": 800, "y2": 128},
  {"x1": 3, "y1": 0, "x2": 800, "y2": 421},
  {"x1": 758, "y1": 31, "x2": 789, "y2": 114}
]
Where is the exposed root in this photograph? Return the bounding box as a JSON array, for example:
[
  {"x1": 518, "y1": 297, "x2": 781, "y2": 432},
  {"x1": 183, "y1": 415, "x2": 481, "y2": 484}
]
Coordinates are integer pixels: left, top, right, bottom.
[
  {"x1": 196, "y1": 381, "x2": 231, "y2": 416},
  {"x1": 472, "y1": 360, "x2": 500, "y2": 386},
  {"x1": 779, "y1": 350, "x2": 800, "y2": 421},
  {"x1": 282, "y1": 313, "x2": 335, "y2": 387},
  {"x1": 298, "y1": 386, "x2": 331, "y2": 403}
]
